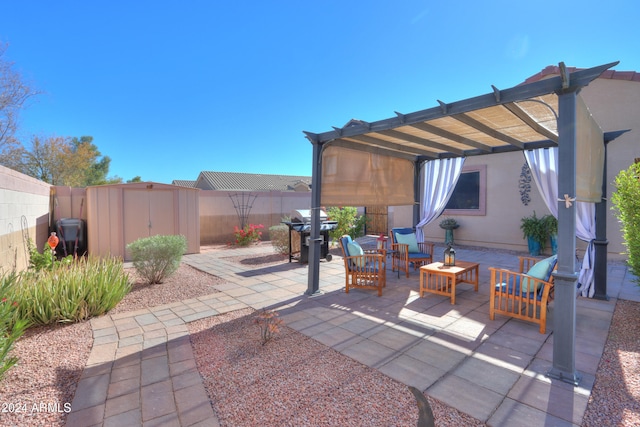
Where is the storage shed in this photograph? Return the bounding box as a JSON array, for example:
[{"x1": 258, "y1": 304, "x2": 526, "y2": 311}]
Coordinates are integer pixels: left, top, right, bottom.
[{"x1": 86, "y1": 182, "x2": 200, "y2": 260}]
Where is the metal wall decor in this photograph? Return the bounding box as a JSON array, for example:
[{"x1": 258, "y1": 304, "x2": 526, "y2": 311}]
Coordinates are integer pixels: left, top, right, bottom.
[{"x1": 519, "y1": 161, "x2": 532, "y2": 206}]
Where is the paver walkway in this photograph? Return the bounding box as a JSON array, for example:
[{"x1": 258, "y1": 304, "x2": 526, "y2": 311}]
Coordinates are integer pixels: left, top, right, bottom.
[{"x1": 66, "y1": 242, "x2": 640, "y2": 426}]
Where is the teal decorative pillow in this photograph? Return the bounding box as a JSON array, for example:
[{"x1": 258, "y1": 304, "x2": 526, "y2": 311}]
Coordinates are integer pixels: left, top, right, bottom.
[
  {"x1": 347, "y1": 242, "x2": 366, "y2": 267},
  {"x1": 395, "y1": 232, "x2": 420, "y2": 253},
  {"x1": 521, "y1": 257, "x2": 553, "y2": 293}
]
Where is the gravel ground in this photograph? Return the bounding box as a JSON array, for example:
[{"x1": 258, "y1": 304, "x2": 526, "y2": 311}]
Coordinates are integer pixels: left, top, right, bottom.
[
  {"x1": 189, "y1": 308, "x2": 484, "y2": 426},
  {"x1": 0, "y1": 247, "x2": 638, "y2": 426},
  {"x1": 582, "y1": 299, "x2": 640, "y2": 427}
]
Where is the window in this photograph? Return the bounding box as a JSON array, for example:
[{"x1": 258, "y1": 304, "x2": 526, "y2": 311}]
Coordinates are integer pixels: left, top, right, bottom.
[{"x1": 443, "y1": 165, "x2": 486, "y2": 215}]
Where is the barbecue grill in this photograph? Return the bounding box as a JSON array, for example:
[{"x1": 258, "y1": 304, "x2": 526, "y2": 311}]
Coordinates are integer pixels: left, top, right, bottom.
[{"x1": 283, "y1": 209, "x2": 337, "y2": 263}]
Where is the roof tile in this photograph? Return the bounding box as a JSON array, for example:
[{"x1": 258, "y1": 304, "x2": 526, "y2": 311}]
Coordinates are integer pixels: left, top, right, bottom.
[
  {"x1": 196, "y1": 171, "x2": 311, "y2": 192},
  {"x1": 522, "y1": 65, "x2": 639, "y2": 85}
]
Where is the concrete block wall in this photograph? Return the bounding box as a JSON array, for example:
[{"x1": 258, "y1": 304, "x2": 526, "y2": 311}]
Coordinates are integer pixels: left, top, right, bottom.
[
  {"x1": 0, "y1": 165, "x2": 51, "y2": 272},
  {"x1": 199, "y1": 190, "x2": 313, "y2": 244}
]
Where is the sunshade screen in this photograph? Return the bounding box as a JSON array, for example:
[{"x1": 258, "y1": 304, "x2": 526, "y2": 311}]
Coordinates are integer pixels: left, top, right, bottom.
[
  {"x1": 321, "y1": 145, "x2": 414, "y2": 206},
  {"x1": 576, "y1": 95, "x2": 604, "y2": 202}
]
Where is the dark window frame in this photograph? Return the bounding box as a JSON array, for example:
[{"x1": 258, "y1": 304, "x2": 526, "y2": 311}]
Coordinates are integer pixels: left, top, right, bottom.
[{"x1": 443, "y1": 164, "x2": 486, "y2": 216}]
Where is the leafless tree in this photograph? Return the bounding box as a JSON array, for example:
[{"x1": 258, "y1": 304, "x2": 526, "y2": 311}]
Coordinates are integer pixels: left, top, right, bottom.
[{"x1": 0, "y1": 44, "x2": 40, "y2": 150}]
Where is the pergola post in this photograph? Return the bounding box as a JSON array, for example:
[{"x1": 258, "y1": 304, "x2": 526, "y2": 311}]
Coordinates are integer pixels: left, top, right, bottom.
[
  {"x1": 593, "y1": 144, "x2": 609, "y2": 300},
  {"x1": 306, "y1": 140, "x2": 323, "y2": 295},
  {"x1": 548, "y1": 88, "x2": 581, "y2": 385}
]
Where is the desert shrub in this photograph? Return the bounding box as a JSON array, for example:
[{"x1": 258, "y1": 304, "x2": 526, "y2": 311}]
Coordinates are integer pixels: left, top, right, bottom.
[
  {"x1": 254, "y1": 309, "x2": 283, "y2": 345},
  {"x1": 612, "y1": 162, "x2": 640, "y2": 282},
  {"x1": 269, "y1": 224, "x2": 290, "y2": 255},
  {"x1": 10, "y1": 256, "x2": 131, "y2": 325},
  {"x1": 234, "y1": 224, "x2": 264, "y2": 246},
  {"x1": 0, "y1": 271, "x2": 28, "y2": 380},
  {"x1": 327, "y1": 206, "x2": 367, "y2": 242},
  {"x1": 127, "y1": 234, "x2": 187, "y2": 284}
]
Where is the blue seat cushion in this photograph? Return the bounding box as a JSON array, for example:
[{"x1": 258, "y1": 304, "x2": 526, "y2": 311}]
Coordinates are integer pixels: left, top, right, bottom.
[
  {"x1": 392, "y1": 227, "x2": 414, "y2": 235},
  {"x1": 408, "y1": 252, "x2": 431, "y2": 260},
  {"x1": 496, "y1": 277, "x2": 543, "y2": 301},
  {"x1": 341, "y1": 235, "x2": 353, "y2": 254},
  {"x1": 352, "y1": 260, "x2": 385, "y2": 273},
  {"x1": 544, "y1": 255, "x2": 558, "y2": 282}
]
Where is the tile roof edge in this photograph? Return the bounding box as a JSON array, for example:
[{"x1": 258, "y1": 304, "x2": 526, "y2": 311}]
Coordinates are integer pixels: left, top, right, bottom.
[{"x1": 521, "y1": 66, "x2": 640, "y2": 85}]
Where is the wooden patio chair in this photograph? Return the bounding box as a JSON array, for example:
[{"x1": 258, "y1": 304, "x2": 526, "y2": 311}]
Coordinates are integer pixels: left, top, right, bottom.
[
  {"x1": 488, "y1": 255, "x2": 557, "y2": 334},
  {"x1": 338, "y1": 235, "x2": 386, "y2": 296},
  {"x1": 389, "y1": 228, "x2": 435, "y2": 278}
]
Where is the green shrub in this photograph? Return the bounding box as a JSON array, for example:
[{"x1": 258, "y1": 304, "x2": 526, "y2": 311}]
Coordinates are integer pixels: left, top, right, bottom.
[
  {"x1": 520, "y1": 211, "x2": 547, "y2": 249},
  {"x1": 269, "y1": 224, "x2": 290, "y2": 255},
  {"x1": 612, "y1": 162, "x2": 640, "y2": 283},
  {"x1": 327, "y1": 207, "x2": 368, "y2": 242},
  {"x1": 11, "y1": 256, "x2": 131, "y2": 325},
  {"x1": 27, "y1": 241, "x2": 72, "y2": 272},
  {"x1": 541, "y1": 214, "x2": 558, "y2": 236},
  {"x1": 127, "y1": 234, "x2": 187, "y2": 284},
  {"x1": 0, "y1": 271, "x2": 28, "y2": 380}
]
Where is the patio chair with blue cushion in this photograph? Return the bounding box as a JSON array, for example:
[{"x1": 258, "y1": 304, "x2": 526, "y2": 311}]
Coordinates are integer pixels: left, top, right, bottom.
[
  {"x1": 488, "y1": 255, "x2": 557, "y2": 334},
  {"x1": 389, "y1": 228, "x2": 435, "y2": 278},
  {"x1": 338, "y1": 235, "x2": 386, "y2": 296}
]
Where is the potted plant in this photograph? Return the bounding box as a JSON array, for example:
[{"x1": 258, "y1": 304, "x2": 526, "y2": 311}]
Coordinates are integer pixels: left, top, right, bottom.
[
  {"x1": 542, "y1": 214, "x2": 558, "y2": 255},
  {"x1": 520, "y1": 211, "x2": 546, "y2": 256},
  {"x1": 439, "y1": 217, "x2": 459, "y2": 245}
]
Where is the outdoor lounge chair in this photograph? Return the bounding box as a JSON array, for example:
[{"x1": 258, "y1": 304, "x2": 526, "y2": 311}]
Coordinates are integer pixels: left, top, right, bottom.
[
  {"x1": 389, "y1": 228, "x2": 435, "y2": 278},
  {"x1": 339, "y1": 235, "x2": 386, "y2": 296},
  {"x1": 488, "y1": 255, "x2": 557, "y2": 334}
]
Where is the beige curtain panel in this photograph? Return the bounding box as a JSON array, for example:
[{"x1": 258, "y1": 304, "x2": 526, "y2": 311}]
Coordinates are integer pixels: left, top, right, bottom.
[
  {"x1": 576, "y1": 95, "x2": 604, "y2": 203},
  {"x1": 321, "y1": 145, "x2": 415, "y2": 206}
]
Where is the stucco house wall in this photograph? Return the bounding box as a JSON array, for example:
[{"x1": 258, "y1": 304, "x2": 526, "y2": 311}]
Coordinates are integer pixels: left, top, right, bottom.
[{"x1": 420, "y1": 152, "x2": 553, "y2": 253}]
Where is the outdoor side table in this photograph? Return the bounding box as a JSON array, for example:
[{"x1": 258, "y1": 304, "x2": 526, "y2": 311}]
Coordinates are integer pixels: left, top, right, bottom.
[{"x1": 419, "y1": 261, "x2": 479, "y2": 304}]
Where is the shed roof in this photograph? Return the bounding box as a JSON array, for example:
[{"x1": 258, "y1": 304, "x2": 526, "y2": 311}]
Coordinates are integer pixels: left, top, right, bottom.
[
  {"x1": 195, "y1": 171, "x2": 311, "y2": 192},
  {"x1": 171, "y1": 180, "x2": 197, "y2": 188}
]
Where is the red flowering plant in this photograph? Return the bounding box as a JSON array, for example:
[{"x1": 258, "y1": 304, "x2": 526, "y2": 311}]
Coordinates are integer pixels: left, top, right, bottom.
[{"x1": 233, "y1": 223, "x2": 264, "y2": 246}]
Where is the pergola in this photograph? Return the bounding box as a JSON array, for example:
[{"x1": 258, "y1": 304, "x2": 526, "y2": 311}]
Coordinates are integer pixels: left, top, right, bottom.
[{"x1": 303, "y1": 61, "x2": 623, "y2": 385}]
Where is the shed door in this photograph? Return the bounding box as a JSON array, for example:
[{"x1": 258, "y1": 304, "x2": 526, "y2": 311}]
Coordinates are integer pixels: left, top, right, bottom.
[{"x1": 123, "y1": 189, "x2": 175, "y2": 260}]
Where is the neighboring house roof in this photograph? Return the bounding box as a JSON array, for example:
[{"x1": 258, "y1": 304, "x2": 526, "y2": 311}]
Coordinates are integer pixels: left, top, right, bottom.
[
  {"x1": 522, "y1": 65, "x2": 640, "y2": 84},
  {"x1": 194, "y1": 171, "x2": 311, "y2": 192},
  {"x1": 171, "y1": 180, "x2": 197, "y2": 188}
]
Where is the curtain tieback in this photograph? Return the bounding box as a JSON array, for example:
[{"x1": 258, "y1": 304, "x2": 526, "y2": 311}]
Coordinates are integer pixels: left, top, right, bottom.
[{"x1": 559, "y1": 194, "x2": 576, "y2": 208}]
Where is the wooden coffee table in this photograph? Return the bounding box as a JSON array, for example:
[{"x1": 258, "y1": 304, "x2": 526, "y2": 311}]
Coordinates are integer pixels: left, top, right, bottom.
[{"x1": 419, "y1": 261, "x2": 479, "y2": 304}]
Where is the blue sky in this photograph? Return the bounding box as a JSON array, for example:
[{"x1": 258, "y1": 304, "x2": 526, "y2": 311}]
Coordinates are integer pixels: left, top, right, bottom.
[{"x1": 1, "y1": 1, "x2": 638, "y2": 184}]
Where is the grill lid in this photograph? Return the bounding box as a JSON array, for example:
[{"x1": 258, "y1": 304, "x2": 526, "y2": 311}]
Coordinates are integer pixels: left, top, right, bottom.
[{"x1": 291, "y1": 209, "x2": 327, "y2": 224}]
